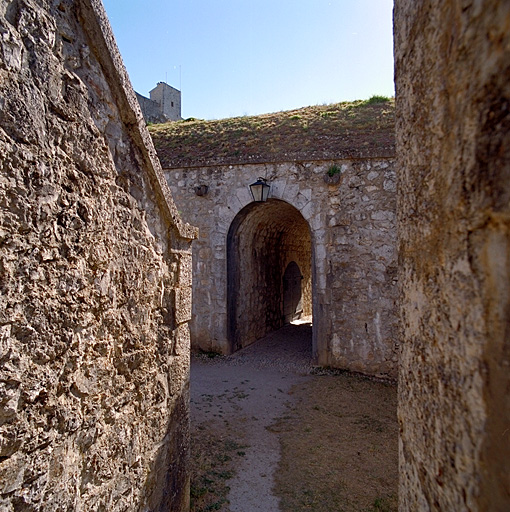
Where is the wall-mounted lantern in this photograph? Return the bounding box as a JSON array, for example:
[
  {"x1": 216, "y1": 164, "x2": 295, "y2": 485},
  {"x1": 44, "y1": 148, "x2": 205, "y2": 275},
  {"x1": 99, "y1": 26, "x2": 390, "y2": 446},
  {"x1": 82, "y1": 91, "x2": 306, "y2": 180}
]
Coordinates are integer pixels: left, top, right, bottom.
[{"x1": 249, "y1": 177, "x2": 270, "y2": 202}]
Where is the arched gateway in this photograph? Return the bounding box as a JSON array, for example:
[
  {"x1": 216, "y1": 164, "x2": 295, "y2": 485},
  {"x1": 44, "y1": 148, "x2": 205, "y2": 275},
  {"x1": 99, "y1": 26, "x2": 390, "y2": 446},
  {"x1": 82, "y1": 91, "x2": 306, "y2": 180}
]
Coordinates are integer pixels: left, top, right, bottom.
[
  {"x1": 160, "y1": 121, "x2": 398, "y2": 376},
  {"x1": 227, "y1": 199, "x2": 314, "y2": 354}
]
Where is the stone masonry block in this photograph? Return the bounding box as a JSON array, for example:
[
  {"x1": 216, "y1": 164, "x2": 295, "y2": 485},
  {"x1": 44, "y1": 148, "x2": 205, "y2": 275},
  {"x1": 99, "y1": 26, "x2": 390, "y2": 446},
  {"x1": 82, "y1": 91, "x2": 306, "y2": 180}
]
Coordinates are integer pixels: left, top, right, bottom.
[
  {"x1": 175, "y1": 286, "x2": 192, "y2": 324},
  {"x1": 269, "y1": 179, "x2": 287, "y2": 199},
  {"x1": 177, "y1": 252, "x2": 192, "y2": 287}
]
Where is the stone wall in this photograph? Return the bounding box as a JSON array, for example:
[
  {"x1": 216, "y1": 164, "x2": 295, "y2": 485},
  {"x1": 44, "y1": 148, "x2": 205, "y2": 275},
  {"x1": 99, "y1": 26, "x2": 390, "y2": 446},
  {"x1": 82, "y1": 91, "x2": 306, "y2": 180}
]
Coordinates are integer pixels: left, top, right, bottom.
[
  {"x1": 395, "y1": 1, "x2": 510, "y2": 509},
  {"x1": 165, "y1": 157, "x2": 398, "y2": 378},
  {"x1": 0, "y1": 1, "x2": 195, "y2": 510},
  {"x1": 135, "y1": 92, "x2": 168, "y2": 124}
]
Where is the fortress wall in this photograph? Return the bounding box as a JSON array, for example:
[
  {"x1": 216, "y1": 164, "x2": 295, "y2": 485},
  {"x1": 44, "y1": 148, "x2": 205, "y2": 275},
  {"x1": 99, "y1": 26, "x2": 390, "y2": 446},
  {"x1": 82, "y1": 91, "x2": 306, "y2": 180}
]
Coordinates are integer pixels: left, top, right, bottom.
[
  {"x1": 395, "y1": 1, "x2": 510, "y2": 509},
  {"x1": 0, "y1": 1, "x2": 195, "y2": 510},
  {"x1": 135, "y1": 92, "x2": 167, "y2": 124},
  {"x1": 165, "y1": 157, "x2": 398, "y2": 378}
]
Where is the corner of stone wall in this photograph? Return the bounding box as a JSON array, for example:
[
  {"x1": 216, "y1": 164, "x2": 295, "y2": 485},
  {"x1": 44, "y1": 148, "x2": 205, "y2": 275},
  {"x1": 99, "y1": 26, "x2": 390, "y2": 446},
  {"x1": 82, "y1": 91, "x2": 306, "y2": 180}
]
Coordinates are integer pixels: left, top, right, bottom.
[
  {"x1": 77, "y1": 3, "x2": 198, "y2": 510},
  {"x1": 78, "y1": 0, "x2": 198, "y2": 243}
]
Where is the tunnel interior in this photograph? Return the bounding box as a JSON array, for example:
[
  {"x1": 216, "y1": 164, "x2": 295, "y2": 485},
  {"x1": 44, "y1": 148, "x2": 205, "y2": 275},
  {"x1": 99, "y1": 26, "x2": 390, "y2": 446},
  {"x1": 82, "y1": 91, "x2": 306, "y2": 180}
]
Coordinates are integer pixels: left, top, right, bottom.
[{"x1": 227, "y1": 199, "x2": 312, "y2": 353}]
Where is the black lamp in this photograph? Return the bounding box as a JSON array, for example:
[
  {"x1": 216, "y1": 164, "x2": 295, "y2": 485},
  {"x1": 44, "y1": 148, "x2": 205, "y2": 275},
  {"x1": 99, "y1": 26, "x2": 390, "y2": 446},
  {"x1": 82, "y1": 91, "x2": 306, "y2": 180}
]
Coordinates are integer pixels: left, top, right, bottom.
[{"x1": 249, "y1": 177, "x2": 270, "y2": 202}]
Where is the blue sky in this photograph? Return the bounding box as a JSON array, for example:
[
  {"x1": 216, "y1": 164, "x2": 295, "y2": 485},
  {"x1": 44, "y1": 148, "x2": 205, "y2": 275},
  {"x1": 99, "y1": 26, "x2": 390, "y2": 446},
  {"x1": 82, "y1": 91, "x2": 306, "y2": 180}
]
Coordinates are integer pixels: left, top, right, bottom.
[{"x1": 102, "y1": 0, "x2": 394, "y2": 120}]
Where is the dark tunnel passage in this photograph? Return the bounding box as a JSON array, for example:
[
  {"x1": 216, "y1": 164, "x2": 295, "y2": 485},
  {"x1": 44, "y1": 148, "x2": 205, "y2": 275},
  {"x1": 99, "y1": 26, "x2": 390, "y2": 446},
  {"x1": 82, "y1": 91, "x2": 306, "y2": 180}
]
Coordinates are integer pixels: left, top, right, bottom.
[{"x1": 227, "y1": 199, "x2": 312, "y2": 353}]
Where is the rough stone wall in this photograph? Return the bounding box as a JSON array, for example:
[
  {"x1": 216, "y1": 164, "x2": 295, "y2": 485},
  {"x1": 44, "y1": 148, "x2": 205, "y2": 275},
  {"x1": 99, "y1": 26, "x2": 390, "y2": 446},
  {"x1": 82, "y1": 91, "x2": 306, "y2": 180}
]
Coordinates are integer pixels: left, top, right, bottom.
[
  {"x1": 395, "y1": 1, "x2": 510, "y2": 509},
  {"x1": 165, "y1": 158, "x2": 398, "y2": 377},
  {"x1": 135, "y1": 92, "x2": 168, "y2": 124},
  {"x1": 0, "y1": 1, "x2": 195, "y2": 510}
]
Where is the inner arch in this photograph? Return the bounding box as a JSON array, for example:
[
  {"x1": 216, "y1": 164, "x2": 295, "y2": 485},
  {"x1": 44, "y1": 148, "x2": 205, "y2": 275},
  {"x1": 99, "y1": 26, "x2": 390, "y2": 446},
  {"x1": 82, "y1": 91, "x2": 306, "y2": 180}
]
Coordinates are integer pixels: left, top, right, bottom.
[{"x1": 227, "y1": 199, "x2": 312, "y2": 353}]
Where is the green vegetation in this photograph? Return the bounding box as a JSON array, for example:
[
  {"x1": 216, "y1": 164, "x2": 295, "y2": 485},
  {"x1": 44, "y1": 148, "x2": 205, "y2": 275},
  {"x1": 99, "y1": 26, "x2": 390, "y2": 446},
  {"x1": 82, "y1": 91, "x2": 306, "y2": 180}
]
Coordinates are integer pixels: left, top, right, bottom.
[
  {"x1": 148, "y1": 97, "x2": 395, "y2": 168},
  {"x1": 364, "y1": 494, "x2": 398, "y2": 512},
  {"x1": 190, "y1": 434, "x2": 248, "y2": 512},
  {"x1": 319, "y1": 110, "x2": 337, "y2": 118},
  {"x1": 365, "y1": 95, "x2": 391, "y2": 104},
  {"x1": 198, "y1": 349, "x2": 222, "y2": 359},
  {"x1": 327, "y1": 164, "x2": 341, "y2": 177}
]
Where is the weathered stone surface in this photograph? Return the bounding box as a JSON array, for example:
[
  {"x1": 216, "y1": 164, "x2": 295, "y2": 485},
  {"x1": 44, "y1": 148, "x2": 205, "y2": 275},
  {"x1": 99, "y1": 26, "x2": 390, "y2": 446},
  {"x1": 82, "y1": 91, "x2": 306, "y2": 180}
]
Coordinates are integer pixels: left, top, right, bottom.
[
  {"x1": 395, "y1": 1, "x2": 510, "y2": 509},
  {"x1": 0, "y1": 0, "x2": 195, "y2": 510},
  {"x1": 165, "y1": 157, "x2": 398, "y2": 378}
]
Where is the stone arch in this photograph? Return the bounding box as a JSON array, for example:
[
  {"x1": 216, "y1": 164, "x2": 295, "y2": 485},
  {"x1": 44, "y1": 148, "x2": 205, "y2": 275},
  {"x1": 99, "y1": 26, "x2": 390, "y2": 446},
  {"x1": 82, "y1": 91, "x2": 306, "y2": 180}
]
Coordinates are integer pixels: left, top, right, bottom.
[{"x1": 227, "y1": 198, "x2": 314, "y2": 354}]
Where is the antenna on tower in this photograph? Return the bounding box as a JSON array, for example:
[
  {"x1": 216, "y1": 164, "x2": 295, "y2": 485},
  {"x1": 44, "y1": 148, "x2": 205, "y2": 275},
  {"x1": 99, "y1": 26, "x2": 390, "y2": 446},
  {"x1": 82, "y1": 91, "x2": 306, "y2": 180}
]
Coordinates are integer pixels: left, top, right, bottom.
[{"x1": 179, "y1": 65, "x2": 182, "y2": 91}]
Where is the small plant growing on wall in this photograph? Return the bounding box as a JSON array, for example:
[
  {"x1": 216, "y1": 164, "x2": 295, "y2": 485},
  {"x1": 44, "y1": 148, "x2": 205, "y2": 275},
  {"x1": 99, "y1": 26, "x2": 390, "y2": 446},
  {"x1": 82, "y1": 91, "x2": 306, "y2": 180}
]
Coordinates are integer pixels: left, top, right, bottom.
[
  {"x1": 324, "y1": 164, "x2": 342, "y2": 185},
  {"x1": 327, "y1": 164, "x2": 341, "y2": 177}
]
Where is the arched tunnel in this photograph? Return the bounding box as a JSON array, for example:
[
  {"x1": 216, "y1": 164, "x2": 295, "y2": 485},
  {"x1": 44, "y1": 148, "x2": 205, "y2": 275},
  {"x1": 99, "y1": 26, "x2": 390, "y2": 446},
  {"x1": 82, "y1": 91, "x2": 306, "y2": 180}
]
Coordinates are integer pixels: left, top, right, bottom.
[{"x1": 227, "y1": 199, "x2": 313, "y2": 353}]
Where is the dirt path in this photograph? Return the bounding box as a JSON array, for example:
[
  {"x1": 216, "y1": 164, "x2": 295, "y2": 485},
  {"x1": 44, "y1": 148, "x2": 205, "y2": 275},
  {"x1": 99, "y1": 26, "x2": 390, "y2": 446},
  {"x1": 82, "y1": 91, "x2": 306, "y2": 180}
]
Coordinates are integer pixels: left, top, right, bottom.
[{"x1": 190, "y1": 323, "x2": 398, "y2": 512}]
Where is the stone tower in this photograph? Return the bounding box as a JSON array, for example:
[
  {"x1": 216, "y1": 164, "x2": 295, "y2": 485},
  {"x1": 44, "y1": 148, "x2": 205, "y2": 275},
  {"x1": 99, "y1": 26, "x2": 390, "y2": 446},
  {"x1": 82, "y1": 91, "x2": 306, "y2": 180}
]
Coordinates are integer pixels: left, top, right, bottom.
[{"x1": 150, "y1": 82, "x2": 182, "y2": 121}]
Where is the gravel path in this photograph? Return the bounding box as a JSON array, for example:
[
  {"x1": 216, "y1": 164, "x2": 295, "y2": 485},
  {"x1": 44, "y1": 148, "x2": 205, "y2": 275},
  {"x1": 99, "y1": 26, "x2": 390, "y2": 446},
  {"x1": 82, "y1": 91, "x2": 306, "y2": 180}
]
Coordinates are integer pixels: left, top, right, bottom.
[{"x1": 190, "y1": 321, "x2": 313, "y2": 512}]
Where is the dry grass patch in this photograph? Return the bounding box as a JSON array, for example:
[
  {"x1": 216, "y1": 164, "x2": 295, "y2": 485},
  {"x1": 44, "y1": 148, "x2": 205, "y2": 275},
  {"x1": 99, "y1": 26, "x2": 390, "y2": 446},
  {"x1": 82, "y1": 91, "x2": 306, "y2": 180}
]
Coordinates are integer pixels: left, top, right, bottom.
[
  {"x1": 149, "y1": 97, "x2": 394, "y2": 168},
  {"x1": 273, "y1": 371, "x2": 398, "y2": 512},
  {"x1": 190, "y1": 424, "x2": 248, "y2": 512},
  {"x1": 190, "y1": 366, "x2": 398, "y2": 512}
]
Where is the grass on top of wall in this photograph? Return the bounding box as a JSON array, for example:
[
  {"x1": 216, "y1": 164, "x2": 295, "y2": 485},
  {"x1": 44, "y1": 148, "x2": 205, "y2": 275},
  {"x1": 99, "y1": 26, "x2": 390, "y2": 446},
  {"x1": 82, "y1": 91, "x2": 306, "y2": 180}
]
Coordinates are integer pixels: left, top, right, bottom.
[{"x1": 148, "y1": 96, "x2": 395, "y2": 168}]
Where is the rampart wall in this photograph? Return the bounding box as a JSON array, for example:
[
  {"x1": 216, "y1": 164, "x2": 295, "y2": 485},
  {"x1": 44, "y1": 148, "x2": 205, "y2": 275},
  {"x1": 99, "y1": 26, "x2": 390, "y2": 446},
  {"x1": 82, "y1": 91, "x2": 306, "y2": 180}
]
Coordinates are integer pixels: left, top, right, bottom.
[
  {"x1": 0, "y1": 1, "x2": 195, "y2": 510},
  {"x1": 135, "y1": 91, "x2": 167, "y2": 124}
]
